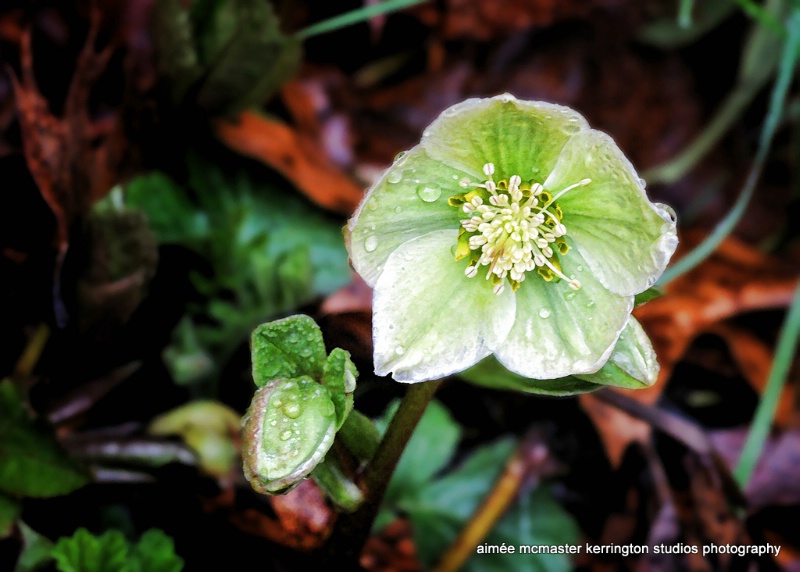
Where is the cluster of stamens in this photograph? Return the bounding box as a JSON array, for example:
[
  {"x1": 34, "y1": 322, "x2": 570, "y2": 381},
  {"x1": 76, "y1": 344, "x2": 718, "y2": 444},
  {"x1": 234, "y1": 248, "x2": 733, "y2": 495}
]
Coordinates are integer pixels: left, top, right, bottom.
[{"x1": 450, "y1": 163, "x2": 590, "y2": 295}]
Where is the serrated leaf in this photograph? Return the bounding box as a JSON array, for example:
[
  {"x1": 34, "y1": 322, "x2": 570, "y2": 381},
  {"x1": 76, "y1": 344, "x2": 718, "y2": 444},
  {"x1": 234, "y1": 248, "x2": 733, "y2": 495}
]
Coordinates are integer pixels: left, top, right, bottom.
[
  {"x1": 321, "y1": 348, "x2": 358, "y2": 429},
  {"x1": 52, "y1": 529, "x2": 129, "y2": 572},
  {"x1": 129, "y1": 529, "x2": 184, "y2": 572},
  {"x1": 250, "y1": 316, "x2": 327, "y2": 385},
  {"x1": 0, "y1": 381, "x2": 89, "y2": 498}
]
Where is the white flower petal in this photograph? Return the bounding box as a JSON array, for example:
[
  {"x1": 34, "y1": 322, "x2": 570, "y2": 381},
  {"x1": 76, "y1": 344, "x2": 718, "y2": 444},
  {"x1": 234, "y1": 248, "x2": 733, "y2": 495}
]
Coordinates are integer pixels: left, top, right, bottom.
[
  {"x1": 372, "y1": 230, "x2": 516, "y2": 382},
  {"x1": 348, "y1": 147, "x2": 466, "y2": 286},
  {"x1": 494, "y1": 246, "x2": 632, "y2": 379},
  {"x1": 545, "y1": 130, "x2": 678, "y2": 296},
  {"x1": 421, "y1": 95, "x2": 589, "y2": 182}
]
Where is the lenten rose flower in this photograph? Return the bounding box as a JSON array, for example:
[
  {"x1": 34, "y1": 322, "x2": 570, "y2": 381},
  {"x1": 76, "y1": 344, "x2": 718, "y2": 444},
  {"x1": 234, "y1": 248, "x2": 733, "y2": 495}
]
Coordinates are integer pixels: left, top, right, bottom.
[{"x1": 346, "y1": 94, "x2": 677, "y2": 384}]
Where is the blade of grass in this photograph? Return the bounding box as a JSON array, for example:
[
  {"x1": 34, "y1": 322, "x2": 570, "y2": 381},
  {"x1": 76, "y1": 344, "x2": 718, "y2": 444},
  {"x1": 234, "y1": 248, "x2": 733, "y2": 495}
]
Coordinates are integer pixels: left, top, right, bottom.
[
  {"x1": 658, "y1": 9, "x2": 800, "y2": 286},
  {"x1": 679, "y1": 0, "x2": 695, "y2": 28},
  {"x1": 733, "y1": 0, "x2": 786, "y2": 35},
  {"x1": 644, "y1": 0, "x2": 786, "y2": 185},
  {"x1": 296, "y1": 0, "x2": 429, "y2": 40},
  {"x1": 734, "y1": 283, "x2": 800, "y2": 487}
]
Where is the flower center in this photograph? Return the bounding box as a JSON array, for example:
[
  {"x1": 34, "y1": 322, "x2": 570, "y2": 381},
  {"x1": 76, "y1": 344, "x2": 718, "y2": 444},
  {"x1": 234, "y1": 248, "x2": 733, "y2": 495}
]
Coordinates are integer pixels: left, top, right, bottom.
[{"x1": 449, "y1": 163, "x2": 590, "y2": 295}]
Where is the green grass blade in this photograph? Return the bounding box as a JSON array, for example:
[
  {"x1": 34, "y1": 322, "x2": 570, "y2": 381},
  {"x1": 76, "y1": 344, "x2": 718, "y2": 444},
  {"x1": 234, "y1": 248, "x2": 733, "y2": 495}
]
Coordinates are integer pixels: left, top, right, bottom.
[
  {"x1": 733, "y1": 0, "x2": 786, "y2": 35},
  {"x1": 679, "y1": 0, "x2": 695, "y2": 28},
  {"x1": 296, "y1": 0, "x2": 429, "y2": 40},
  {"x1": 658, "y1": 9, "x2": 800, "y2": 286},
  {"x1": 734, "y1": 283, "x2": 800, "y2": 487}
]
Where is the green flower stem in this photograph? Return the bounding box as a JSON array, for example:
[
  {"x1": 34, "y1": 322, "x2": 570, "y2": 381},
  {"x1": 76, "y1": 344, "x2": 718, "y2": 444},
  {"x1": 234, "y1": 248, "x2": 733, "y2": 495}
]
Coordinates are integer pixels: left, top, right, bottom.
[
  {"x1": 338, "y1": 409, "x2": 382, "y2": 462},
  {"x1": 313, "y1": 457, "x2": 364, "y2": 513},
  {"x1": 734, "y1": 283, "x2": 800, "y2": 487},
  {"x1": 321, "y1": 379, "x2": 442, "y2": 565},
  {"x1": 658, "y1": 8, "x2": 800, "y2": 286},
  {"x1": 678, "y1": 0, "x2": 694, "y2": 29}
]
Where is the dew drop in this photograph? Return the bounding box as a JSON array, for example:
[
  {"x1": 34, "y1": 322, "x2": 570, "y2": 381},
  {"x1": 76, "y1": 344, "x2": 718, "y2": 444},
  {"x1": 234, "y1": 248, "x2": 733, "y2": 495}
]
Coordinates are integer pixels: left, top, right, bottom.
[
  {"x1": 280, "y1": 430, "x2": 292, "y2": 441},
  {"x1": 539, "y1": 308, "x2": 551, "y2": 319},
  {"x1": 395, "y1": 346, "x2": 406, "y2": 355},
  {"x1": 585, "y1": 300, "x2": 595, "y2": 309},
  {"x1": 416, "y1": 183, "x2": 441, "y2": 202},
  {"x1": 364, "y1": 235, "x2": 378, "y2": 252},
  {"x1": 283, "y1": 403, "x2": 301, "y2": 419},
  {"x1": 395, "y1": 206, "x2": 403, "y2": 213},
  {"x1": 367, "y1": 200, "x2": 378, "y2": 211},
  {"x1": 577, "y1": 265, "x2": 584, "y2": 272},
  {"x1": 269, "y1": 420, "x2": 277, "y2": 427},
  {"x1": 272, "y1": 399, "x2": 283, "y2": 408},
  {"x1": 564, "y1": 291, "x2": 576, "y2": 301},
  {"x1": 394, "y1": 151, "x2": 406, "y2": 163},
  {"x1": 452, "y1": 174, "x2": 459, "y2": 180},
  {"x1": 387, "y1": 170, "x2": 403, "y2": 184}
]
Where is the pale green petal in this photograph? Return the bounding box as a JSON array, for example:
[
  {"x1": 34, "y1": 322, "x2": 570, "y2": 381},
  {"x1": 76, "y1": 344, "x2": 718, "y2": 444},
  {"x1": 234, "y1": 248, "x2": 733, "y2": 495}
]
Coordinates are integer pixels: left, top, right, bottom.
[
  {"x1": 575, "y1": 316, "x2": 659, "y2": 389},
  {"x1": 494, "y1": 246, "x2": 632, "y2": 379},
  {"x1": 372, "y1": 230, "x2": 516, "y2": 382},
  {"x1": 421, "y1": 94, "x2": 589, "y2": 182},
  {"x1": 546, "y1": 130, "x2": 678, "y2": 296},
  {"x1": 347, "y1": 147, "x2": 466, "y2": 286}
]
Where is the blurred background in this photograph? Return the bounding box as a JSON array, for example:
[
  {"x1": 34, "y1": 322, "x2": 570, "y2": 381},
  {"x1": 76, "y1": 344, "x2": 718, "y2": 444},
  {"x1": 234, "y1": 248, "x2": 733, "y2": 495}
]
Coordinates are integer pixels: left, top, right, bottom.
[{"x1": 1, "y1": 0, "x2": 799, "y2": 570}]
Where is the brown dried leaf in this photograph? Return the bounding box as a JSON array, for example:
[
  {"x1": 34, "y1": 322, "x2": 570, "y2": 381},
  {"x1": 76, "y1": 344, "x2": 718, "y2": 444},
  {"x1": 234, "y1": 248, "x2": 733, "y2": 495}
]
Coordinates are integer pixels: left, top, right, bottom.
[
  {"x1": 10, "y1": 14, "x2": 125, "y2": 252},
  {"x1": 581, "y1": 232, "x2": 798, "y2": 467},
  {"x1": 230, "y1": 479, "x2": 335, "y2": 551},
  {"x1": 214, "y1": 110, "x2": 364, "y2": 215}
]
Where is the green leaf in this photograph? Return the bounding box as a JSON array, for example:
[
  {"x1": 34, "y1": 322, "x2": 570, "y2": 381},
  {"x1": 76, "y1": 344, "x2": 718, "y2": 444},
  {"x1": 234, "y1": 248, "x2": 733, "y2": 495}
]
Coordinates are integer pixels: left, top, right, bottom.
[
  {"x1": 400, "y1": 439, "x2": 578, "y2": 571},
  {"x1": 383, "y1": 400, "x2": 461, "y2": 507},
  {"x1": 250, "y1": 315, "x2": 327, "y2": 385},
  {"x1": 459, "y1": 357, "x2": 602, "y2": 396},
  {"x1": 634, "y1": 286, "x2": 663, "y2": 307},
  {"x1": 0, "y1": 494, "x2": 19, "y2": 538},
  {"x1": 129, "y1": 529, "x2": 184, "y2": 572},
  {"x1": 52, "y1": 529, "x2": 129, "y2": 572},
  {"x1": 575, "y1": 317, "x2": 658, "y2": 389},
  {"x1": 15, "y1": 523, "x2": 55, "y2": 572},
  {"x1": 0, "y1": 381, "x2": 89, "y2": 498},
  {"x1": 321, "y1": 348, "x2": 358, "y2": 429},
  {"x1": 154, "y1": 0, "x2": 300, "y2": 113},
  {"x1": 463, "y1": 487, "x2": 579, "y2": 572}
]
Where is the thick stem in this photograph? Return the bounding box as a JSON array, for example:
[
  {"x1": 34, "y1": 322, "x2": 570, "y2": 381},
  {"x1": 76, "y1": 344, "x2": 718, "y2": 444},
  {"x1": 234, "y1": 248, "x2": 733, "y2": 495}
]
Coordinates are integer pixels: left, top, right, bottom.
[{"x1": 321, "y1": 379, "x2": 442, "y2": 567}]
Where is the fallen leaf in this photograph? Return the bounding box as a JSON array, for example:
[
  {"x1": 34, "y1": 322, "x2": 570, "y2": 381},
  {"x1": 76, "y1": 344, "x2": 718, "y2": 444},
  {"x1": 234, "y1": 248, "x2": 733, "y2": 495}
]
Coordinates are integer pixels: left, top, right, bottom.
[
  {"x1": 214, "y1": 110, "x2": 364, "y2": 216},
  {"x1": 581, "y1": 231, "x2": 798, "y2": 467},
  {"x1": 230, "y1": 479, "x2": 334, "y2": 551}
]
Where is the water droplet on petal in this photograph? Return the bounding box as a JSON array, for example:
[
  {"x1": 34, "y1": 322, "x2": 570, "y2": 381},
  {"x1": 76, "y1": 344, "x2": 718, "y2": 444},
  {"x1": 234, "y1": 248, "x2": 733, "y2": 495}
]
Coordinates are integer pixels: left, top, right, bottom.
[
  {"x1": 365, "y1": 235, "x2": 378, "y2": 252},
  {"x1": 283, "y1": 403, "x2": 301, "y2": 419},
  {"x1": 387, "y1": 170, "x2": 403, "y2": 184},
  {"x1": 367, "y1": 200, "x2": 378, "y2": 211},
  {"x1": 394, "y1": 151, "x2": 406, "y2": 162},
  {"x1": 280, "y1": 430, "x2": 292, "y2": 441},
  {"x1": 395, "y1": 346, "x2": 405, "y2": 355},
  {"x1": 577, "y1": 266, "x2": 583, "y2": 272},
  {"x1": 586, "y1": 300, "x2": 595, "y2": 309},
  {"x1": 395, "y1": 206, "x2": 402, "y2": 213},
  {"x1": 539, "y1": 309, "x2": 551, "y2": 319},
  {"x1": 416, "y1": 183, "x2": 441, "y2": 202},
  {"x1": 564, "y1": 291, "x2": 576, "y2": 301},
  {"x1": 269, "y1": 420, "x2": 277, "y2": 427},
  {"x1": 272, "y1": 399, "x2": 283, "y2": 408}
]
